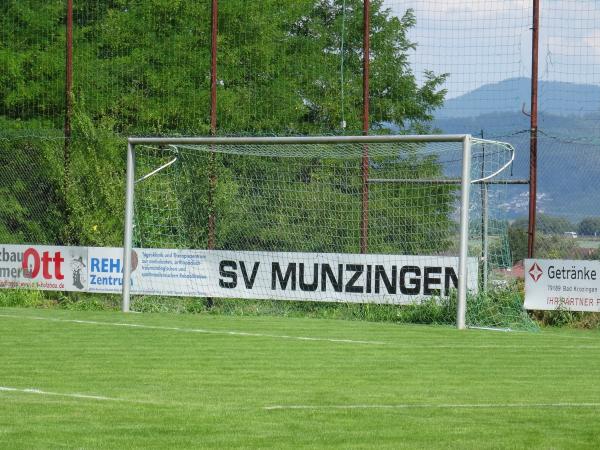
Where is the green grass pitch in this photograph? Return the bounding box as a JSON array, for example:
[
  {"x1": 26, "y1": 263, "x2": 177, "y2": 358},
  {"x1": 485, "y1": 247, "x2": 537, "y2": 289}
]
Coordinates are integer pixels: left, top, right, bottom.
[{"x1": 1, "y1": 307, "x2": 599, "y2": 448}]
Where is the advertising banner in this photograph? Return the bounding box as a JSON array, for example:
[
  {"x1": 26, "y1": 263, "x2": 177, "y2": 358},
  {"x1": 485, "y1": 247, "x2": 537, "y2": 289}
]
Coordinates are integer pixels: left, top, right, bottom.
[
  {"x1": 206, "y1": 251, "x2": 478, "y2": 304},
  {"x1": 1, "y1": 244, "x2": 479, "y2": 305},
  {"x1": 87, "y1": 248, "x2": 477, "y2": 304},
  {"x1": 87, "y1": 247, "x2": 208, "y2": 297},
  {"x1": 0, "y1": 245, "x2": 88, "y2": 292},
  {"x1": 524, "y1": 259, "x2": 600, "y2": 312}
]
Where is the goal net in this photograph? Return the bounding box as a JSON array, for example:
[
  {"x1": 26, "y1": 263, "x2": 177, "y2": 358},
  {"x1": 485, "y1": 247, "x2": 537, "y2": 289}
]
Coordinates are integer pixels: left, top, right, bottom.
[{"x1": 123, "y1": 135, "x2": 532, "y2": 330}]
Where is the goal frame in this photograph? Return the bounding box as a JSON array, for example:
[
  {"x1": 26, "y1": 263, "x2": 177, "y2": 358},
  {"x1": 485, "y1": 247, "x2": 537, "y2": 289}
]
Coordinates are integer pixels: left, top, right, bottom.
[{"x1": 122, "y1": 134, "x2": 472, "y2": 329}]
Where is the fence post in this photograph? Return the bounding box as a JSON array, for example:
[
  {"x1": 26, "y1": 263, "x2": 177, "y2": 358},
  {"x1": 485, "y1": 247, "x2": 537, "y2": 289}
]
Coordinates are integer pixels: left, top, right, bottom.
[
  {"x1": 527, "y1": 0, "x2": 540, "y2": 258},
  {"x1": 360, "y1": 0, "x2": 370, "y2": 254},
  {"x1": 63, "y1": 0, "x2": 73, "y2": 243}
]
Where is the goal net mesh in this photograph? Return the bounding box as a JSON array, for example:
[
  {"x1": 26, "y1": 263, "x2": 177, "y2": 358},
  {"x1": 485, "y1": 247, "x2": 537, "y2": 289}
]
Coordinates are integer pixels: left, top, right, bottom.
[{"x1": 130, "y1": 138, "x2": 533, "y2": 330}]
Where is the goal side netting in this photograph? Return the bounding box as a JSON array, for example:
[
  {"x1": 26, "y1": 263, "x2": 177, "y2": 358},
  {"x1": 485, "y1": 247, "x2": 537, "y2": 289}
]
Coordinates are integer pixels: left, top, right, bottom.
[{"x1": 122, "y1": 135, "x2": 533, "y2": 330}]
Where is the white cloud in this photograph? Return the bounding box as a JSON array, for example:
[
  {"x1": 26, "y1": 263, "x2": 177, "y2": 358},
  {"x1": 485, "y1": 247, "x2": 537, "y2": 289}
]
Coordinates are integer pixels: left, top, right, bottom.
[
  {"x1": 384, "y1": 0, "x2": 530, "y2": 20},
  {"x1": 583, "y1": 31, "x2": 600, "y2": 55},
  {"x1": 382, "y1": 0, "x2": 600, "y2": 95}
]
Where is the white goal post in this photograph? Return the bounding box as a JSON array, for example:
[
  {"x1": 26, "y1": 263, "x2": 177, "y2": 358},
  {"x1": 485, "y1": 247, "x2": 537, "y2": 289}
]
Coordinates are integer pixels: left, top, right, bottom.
[{"x1": 121, "y1": 134, "x2": 508, "y2": 330}]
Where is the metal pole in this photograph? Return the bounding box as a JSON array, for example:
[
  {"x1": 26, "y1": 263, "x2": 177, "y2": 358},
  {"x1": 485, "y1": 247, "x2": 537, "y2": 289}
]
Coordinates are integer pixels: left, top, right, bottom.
[
  {"x1": 368, "y1": 178, "x2": 529, "y2": 185},
  {"x1": 122, "y1": 142, "x2": 136, "y2": 313},
  {"x1": 208, "y1": 0, "x2": 218, "y2": 251},
  {"x1": 480, "y1": 131, "x2": 488, "y2": 291},
  {"x1": 482, "y1": 182, "x2": 489, "y2": 290},
  {"x1": 205, "y1": 0, "x2": 219, "y2": 309},
  {"x1": 63, "y1": 0, "x2": 73, "y2": 241},
  {"x1": 129, "y1": 134, "x2": 468, "y2": 146},
  {"x1": 360, "y1": 0, "x2": 370, "y2": 254},
  {"x1": 457, "y1": 135, "x2": 472, "y2": 330},
  {"x1": 527, "y1": 0, "x2": 540, "y2": 258}
]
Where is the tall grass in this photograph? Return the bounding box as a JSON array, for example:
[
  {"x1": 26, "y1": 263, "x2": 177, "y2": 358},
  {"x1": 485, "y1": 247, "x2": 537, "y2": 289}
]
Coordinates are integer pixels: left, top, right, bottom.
[{"x1": 1, "y1": 287, "x2": 598, "y2": 329}]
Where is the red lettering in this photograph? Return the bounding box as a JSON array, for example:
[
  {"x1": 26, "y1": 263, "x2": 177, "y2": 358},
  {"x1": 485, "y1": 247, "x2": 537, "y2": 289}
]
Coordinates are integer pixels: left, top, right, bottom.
[
  {"x1": 22, "y1": 248, "x2": 40, "y2": 279},
  {"x1": 41, "y1": 251, "x2": 52, "y2": 279},
  {"x1": 53, "y1": 252, "x2": 64, "y2": 280}
]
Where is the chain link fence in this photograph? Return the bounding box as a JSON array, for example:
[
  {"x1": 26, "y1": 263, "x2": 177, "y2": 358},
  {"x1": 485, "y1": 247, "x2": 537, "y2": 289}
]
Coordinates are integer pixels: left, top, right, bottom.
[{"x1": 1, "y1": 0, "x2": 600, "y2": 269}]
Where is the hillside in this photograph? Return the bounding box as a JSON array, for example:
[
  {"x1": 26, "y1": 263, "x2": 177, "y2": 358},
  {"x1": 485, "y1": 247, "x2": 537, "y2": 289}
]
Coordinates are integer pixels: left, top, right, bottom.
[
  {"x1": 439, "y1": 77, "x2": 600, "y2": 118},
  {"x1": 433, "y1": 110, "x2": 600, "y2": 222}
]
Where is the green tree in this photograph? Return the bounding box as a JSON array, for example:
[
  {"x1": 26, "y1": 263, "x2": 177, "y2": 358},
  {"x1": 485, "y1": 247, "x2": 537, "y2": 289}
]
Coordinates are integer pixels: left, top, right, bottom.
[
  {"x1": 511, "y1": 214, "x2": 574, "y2": 235},
  {"x1": 578, "y1": 217, "x2": 600, "y2": 236},
  {"x1": 1, "y1": 0, "x2": 450, "y2": 252},
  {"x1": 0, "y1": 1, "x2": 65, "y2": 126},
  {"x1": 508, "y1": 226, "x2": 579, "y2": 265},
  {"x1": 217, "y1": 0, "x2": 446, "y2": 134}
]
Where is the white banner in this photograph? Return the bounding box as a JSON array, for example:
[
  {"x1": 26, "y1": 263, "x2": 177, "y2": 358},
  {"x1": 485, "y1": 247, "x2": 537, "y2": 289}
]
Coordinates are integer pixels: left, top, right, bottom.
[
  {"x1": 524, "y1": 259, "x2": 600, "y2": 312},
  {"x1": 0, "y1": 245, "x2": 88, "y2": 292},
  {"x1": 2, "y1": 244, "x2": 479, "y2": 305},
  {"x1": 206, "y1": 251, "x2": 478, "y2": 304},
  {"x1": 87, "y1": 247, "x2": 208, "y2": 297}
]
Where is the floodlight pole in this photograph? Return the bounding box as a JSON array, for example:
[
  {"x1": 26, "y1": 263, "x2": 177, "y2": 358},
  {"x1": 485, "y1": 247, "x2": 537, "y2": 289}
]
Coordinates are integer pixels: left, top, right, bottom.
[
  {"x1": 122, "y1": 142, "x2": 136, "y2": 313},
  {"x1": 457, "y1": 135, "x2": 472, "y2": 330}
]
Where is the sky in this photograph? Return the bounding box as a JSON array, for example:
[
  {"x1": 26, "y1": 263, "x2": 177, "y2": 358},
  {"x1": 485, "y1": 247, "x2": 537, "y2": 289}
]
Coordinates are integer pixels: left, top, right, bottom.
[{"x1": 383, "y1": 0, "x2": 600, "y2": 98}]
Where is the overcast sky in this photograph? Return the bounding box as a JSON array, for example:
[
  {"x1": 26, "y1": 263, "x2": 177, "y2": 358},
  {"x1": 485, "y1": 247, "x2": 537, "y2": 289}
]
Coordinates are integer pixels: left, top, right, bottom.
[{"x1": 383, "y1": 0, "x2": 600, "y2": 98}]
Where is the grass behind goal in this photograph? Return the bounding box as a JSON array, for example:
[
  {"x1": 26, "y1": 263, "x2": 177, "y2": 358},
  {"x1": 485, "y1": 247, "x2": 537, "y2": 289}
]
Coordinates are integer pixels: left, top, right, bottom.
[{"x1": 1, "y1": 307, "x2": 599, "y2": 448}]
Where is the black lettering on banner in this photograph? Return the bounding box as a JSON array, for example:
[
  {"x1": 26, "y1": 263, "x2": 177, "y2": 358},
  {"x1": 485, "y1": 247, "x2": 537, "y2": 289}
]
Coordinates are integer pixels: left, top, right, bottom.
[
  {"x1": 424, "y1": 267, "x2": 442, "y2": 295},
  {"x1": 240, "y1": 261, "x2": 260, "y2": 289},
  {"x1": 400, "y1": 266, "x2": 421, "y2": 295},
  {"x1": 321, "y1": 264, "x2": 343, "y2": 292},
  {"x1": 345, "y1": 264, "x2": 364, "y2": 293},
  {"x1": 219, "y1": 260, "x2": 237, "y2": 288},
  {"x1": 272, "y1": 262, "x2": 296, "y2": 290},
  {"x1": 299, "y1": 263, "x2": 318, "y2": 291},
  {"x1": 444, "y1": 267, "x2": 458, "y2": 296},
  {"x1": 374, "y1": 265, "x2": 397, "y2": 294},
  {"x1": 365, "y1": 265, "x2": 372, "y2": 293}
]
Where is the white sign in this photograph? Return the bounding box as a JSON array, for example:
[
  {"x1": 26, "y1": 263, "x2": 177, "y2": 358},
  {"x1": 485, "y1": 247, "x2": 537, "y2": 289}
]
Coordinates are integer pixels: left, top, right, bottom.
[
  {"x1": 206, "y1": 251, "x2": 478, "y2": 304},
  {"x1": 1, "y1": 244, "x2": 478, "y2": 305},
  {"x1": 99, "y1": 249, "x2": 477, "y2": 304},
  {"x1": 87, "y1": 247, "x2": 208, "y2": 297},
  {"x1": 0, "y1": 245, "x2": 88, "y2": 292},
  {"x1": 524, "y1": 259, "x2": 600, "y2": 312}
]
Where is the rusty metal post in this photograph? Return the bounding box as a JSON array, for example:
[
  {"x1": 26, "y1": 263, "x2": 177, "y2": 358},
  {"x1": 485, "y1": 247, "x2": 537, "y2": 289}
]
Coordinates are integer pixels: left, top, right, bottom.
[
  {"x1": 208, "y1": 0, "x2": 218, "y2": 250},
  {"x1": 206, "y1": 0, "x2": 219, "y2": 308},
  {"x1": 64, "y1": 0, "x2": 73, "y2": 240},
  {"x1": 360, "y1": 0, "x2": 370, "y2": 254},
  {"x1": 527, "y1": 0, "x2": 539, "y2": 258}
]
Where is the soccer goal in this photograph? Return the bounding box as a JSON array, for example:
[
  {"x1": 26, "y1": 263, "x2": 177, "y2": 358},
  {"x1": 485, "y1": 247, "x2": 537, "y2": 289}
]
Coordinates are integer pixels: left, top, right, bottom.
[{"x1": 122, "y1": 135, "x2": 523, "y2": 329}]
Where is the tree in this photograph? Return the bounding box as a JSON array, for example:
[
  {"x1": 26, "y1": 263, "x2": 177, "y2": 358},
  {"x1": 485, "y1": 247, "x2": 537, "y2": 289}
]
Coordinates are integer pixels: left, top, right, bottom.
[
  {"x1": 511, "y1": 214, "x2": 574, "y2": 235},
  {"x1": 1, "y1": 0, "x2": 450, "y2": 251},
  {"x1": 508, "y1": 226, "x2": 579, "y2": 264},
  {"x1": 217, "y1": 0, "x2": 446, "y2": 134},
  {"x1": 578, "y1": 217, "x2": 600, "y2": 237}
]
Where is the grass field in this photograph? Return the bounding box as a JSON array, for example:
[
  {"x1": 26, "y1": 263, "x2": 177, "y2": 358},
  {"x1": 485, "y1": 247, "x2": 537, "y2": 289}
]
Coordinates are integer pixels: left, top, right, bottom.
[{"x1": 1, "y1": 307, "x2": 600, "y2": 448}]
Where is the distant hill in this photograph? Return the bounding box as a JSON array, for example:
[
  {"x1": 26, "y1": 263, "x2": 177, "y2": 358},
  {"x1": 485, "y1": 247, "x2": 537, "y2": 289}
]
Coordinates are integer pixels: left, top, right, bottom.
[
  {"x1": 383, "y1": 78, "x2": 600, "y2": 222},
  {"x1": 438, "y1": 78, "x2": 600, "y2": 118},
  {"x1": 433, "y1": 111, "x2": 600, "y2": 222}
]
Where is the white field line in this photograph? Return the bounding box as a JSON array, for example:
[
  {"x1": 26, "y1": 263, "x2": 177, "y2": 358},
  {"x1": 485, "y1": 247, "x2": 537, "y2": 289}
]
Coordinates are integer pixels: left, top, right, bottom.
[
  {"x1": 1, "y1": 314, "x2": 599, "y2": 349},
  {"x1": 264, "y1": 402, "x2": 600, "y2": 411},
  {"x1": 0, "y1": 386, "x2": 156, "y2": 404},
  {"x1": 0, "y1": 314, "x2": 386, "y2": 346}
]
